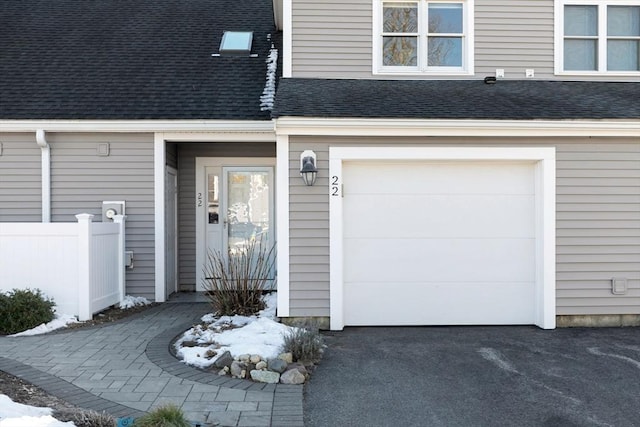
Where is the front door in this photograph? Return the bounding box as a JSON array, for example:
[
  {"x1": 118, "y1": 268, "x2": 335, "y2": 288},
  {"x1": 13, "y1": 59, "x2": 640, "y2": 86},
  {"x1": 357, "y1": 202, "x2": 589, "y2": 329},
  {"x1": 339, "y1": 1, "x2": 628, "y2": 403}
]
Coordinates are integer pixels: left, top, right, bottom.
[{"x1": 195, "y1": 158, "x2": 275, "y2": 291}]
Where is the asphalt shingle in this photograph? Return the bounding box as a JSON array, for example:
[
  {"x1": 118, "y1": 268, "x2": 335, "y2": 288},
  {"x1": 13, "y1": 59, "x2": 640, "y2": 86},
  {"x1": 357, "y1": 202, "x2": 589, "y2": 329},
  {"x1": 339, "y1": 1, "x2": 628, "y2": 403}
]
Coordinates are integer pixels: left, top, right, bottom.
[
  {"x1": 0, "y1": 0, "x2": 279, "y2": 120},
  {"x1": 272, "y1": 78, "x2": 640, "y2": 120}
]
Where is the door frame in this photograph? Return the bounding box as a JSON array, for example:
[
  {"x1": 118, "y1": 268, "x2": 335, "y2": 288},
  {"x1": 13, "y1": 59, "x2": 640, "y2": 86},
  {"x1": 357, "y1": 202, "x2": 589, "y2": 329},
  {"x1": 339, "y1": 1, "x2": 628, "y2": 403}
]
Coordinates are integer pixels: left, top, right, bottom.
[
  {"x1": 165, "y1": 166, "x2": 178, "y2": 298},
  {"x1": 195, "y1": 157, "x2": 276, "y2": 291},
  {"x1": 328, "y1": 146, "x2": 556, "y2": 331}
]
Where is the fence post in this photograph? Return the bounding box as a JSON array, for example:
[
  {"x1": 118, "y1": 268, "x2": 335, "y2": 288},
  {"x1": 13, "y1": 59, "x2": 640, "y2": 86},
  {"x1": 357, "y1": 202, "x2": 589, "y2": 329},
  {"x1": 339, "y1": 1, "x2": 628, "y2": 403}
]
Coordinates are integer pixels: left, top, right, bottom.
[
  {"x1": 113, "y1": 215, "x2": 126, "y2": 304},
  {"x1": 76, "y1": 213, "x2": 94, "y2": 321}
]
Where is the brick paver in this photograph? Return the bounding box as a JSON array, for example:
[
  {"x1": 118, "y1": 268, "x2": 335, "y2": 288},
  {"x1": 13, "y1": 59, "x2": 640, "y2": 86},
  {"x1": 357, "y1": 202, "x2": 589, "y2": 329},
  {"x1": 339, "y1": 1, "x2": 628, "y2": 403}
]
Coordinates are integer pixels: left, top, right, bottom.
[{"x1": 0, "y1": 303, "x2": 303, "y2": 426}]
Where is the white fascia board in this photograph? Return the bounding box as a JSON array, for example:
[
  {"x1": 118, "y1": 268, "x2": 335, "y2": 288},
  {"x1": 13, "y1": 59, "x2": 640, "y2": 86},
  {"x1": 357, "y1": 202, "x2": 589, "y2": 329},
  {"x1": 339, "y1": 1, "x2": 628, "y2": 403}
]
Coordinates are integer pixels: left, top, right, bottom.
[
  {"x1": 275, "y1": 117, "x2": 640, "y2": 137},
  {"x1": 0, "y1": 120, "x2": 275, "y2": 134}
]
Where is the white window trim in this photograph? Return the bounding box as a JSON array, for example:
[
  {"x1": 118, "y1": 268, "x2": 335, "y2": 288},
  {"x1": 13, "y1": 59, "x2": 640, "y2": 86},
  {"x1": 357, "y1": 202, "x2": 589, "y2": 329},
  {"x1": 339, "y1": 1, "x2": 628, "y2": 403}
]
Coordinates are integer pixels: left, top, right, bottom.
[
  {"x1": 373, "y1": 0, "x2": 475, "y2": 76},
  {"x1": 555, "y1": 0, "x2": 640, "y2": 76},
  {"x1": 329, "y1": 146, "x2": 556, "y2": 331}
]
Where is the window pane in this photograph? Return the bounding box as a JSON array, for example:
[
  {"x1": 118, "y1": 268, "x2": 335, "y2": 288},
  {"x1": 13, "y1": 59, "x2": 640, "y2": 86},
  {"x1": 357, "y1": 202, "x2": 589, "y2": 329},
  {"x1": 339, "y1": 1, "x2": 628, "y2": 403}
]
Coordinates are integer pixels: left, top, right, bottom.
[
  {"x1": 608, "y1": 6, "x2": 640, "y2": 37},
  {"x1": 383, "y1": 36, "x2": 418, "y2": 65},
  {"x1": 564, "y1": 39, "x2": 597, "y2": 70},
  {"x1": 428, "y1": 37, "x2": 462, "y2": 66},
  {"x1": 608, "y1": 40, "x2": 640, "y2": 70},
  {"x1": 565, "y1": 5, "x2": 597, "y2": 36},
  {"x1": 383, "y1": 3, "x2": 418, "y2": 33},
  {"x1": 428, "y1": 3, "x2": 463, "y2": 34}
]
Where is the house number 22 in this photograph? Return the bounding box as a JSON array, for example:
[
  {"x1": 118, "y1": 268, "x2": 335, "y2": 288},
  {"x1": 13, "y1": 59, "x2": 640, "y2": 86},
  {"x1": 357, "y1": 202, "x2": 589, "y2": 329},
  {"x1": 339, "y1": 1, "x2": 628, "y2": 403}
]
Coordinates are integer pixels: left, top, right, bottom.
[
  {"x1": 331, "y1": 176, "x2": 340, "y2": 196},
  {"x1": 196, "y1": 192, "x2": 203, "y2": 207}
]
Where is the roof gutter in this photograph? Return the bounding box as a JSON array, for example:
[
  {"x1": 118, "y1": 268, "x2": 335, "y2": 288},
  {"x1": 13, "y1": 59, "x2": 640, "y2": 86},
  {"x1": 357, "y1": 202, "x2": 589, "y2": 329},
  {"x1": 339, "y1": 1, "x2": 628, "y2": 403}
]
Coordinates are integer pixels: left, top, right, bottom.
[
  {"x1": 35, "y1": 129, "x2": 51, "y2": 223},
  {"x1": 0, "y1": 120, "x2": 275, "y2": 133}
]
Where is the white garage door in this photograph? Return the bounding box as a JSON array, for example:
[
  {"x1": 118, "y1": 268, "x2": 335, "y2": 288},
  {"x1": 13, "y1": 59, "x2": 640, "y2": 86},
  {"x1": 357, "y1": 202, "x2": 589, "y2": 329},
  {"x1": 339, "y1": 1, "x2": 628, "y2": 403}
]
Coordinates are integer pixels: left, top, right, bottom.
[{"x1": 343, "y1": 160, "x2": 536, "y2": 326}]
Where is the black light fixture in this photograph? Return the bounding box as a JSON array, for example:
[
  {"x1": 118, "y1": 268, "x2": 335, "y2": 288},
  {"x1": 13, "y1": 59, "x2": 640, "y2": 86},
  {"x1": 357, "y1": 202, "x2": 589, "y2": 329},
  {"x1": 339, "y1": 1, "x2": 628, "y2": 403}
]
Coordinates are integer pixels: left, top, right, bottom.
[{"x1": 300, "y1": 150, "x2": 318, "y2": 186}]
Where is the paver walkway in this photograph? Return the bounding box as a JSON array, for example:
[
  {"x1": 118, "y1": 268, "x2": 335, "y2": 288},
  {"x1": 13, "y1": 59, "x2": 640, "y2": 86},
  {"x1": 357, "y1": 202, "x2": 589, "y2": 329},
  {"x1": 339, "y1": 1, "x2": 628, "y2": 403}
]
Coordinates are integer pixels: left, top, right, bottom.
[{"x1": 0, "y1": 302, "x2": 303, "y2": 427}]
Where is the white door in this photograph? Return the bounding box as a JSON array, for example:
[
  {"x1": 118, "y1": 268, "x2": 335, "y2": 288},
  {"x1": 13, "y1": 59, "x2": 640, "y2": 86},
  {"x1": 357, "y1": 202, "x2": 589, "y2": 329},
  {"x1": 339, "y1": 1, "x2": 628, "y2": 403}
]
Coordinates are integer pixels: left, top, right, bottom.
[
  {"x1": 165, "y1": 167, "x2": 178, "y2": 298},
  {"x1": 342, "y1": 160, "x2": 537, "y2": 326},
  {"x1": 196, "y1": 158, "x2": 275, "y2": 291}
]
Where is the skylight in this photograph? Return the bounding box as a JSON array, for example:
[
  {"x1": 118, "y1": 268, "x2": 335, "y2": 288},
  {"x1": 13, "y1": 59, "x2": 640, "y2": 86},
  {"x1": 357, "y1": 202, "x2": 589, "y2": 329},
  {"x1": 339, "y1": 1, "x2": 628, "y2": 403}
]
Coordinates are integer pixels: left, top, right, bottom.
[{"x1": 219, "y1": 31, "x2": 253, "y2": 55}]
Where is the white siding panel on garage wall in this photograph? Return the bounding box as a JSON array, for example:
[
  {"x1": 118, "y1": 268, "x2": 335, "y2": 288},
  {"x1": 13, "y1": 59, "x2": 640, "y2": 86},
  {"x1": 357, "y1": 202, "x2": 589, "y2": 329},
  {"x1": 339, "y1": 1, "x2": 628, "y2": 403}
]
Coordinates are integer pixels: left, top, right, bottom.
[
  {"x1": 176, "y1": 142, "x2": 276, "y2": 289},
  {"x1": 48, "y1": 133, "x2": 156, "y2": 300},
  {"x1": 288, "y1": 137, "x2": 640, "y2": 318},
  {"x1": 0, "y1": 133, "x2": 42, "y2": 222}
]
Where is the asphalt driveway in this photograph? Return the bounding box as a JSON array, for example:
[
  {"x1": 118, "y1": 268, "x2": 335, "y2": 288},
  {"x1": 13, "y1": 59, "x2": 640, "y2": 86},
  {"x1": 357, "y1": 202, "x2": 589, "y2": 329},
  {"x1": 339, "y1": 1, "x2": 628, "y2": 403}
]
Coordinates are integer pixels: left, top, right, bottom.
[{"x1": 304, "y1": 326, "x2": 640, "y2": 427}]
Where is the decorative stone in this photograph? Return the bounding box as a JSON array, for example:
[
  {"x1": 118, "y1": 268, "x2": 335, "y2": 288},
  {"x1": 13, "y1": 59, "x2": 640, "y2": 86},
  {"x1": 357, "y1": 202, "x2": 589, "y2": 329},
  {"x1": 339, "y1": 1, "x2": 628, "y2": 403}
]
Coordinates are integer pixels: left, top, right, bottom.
[
  {"x1": 280, "y1": 369, "x2": 305, "y2": 385},
  {"x1": 238, "y1": 354, "x2": 251, "y2": 363},
  {"x1": 250, "y1": 354, "x2": 262, "y2": 364},
  {"x1": 267, "y1": 358, "x2": 288, "y2": 374},
  {"x1": 255, "y1": 361, "x2": 268, "y2": 370},
  {"x1": 250, "y1": 369, "x2": 280, "y2": 384},
  {"x1": 278, "y1": 352, "x2": 293, "y2": 364},
  {"x1": 181, "y1": 340, "x2": 198, "y2": 347},
  {"x1": 230, "y1": 361, "x2": 246, "y2": 378},
  {"x1": 287, "y1": 363, "x2": 309, "y2": 377},
  {"x1": 214, "y1": 351, "x2": 234, "y2": 369},
  {"x1": 218, "y1": 366, "x2": 229, "y2": 376}
]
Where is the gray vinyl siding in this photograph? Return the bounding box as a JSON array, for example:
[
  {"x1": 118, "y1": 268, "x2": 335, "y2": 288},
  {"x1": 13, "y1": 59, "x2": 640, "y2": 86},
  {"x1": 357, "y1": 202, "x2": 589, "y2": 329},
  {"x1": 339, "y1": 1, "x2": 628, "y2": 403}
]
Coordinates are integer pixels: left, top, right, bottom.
[
  {"x1": 0, "y1": 133, "x2": 42, "y2": 222},
  {"x1": 287, "y1": 136, "x2": 640, "y2": 318},
  {"x1": 47, "y1": 133, "x2": 156, "y2": 300},
  {"x1": 291, "y1": 0, "x2": 635, "y2": 81},
  {"x1": 176, "y1": 142, "x2": 276, "y2": 289}
]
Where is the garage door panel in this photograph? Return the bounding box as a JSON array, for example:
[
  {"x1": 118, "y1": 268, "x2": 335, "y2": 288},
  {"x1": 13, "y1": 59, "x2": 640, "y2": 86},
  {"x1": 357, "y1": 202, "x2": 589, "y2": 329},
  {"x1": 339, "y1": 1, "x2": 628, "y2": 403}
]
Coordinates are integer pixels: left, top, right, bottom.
[
  {"x1": 344, "y1": 238, "x2": 536, "y2": 282},
  {"x1": 341, "y1": 160, "x2": 537, "y2": 326},
  {"x1": 343, "y1": 282, "x2": 536, "y2": 325},
  {"x1": 344, "y1": 161, "x2": 535, "y2": 195},
  {"x1": 344, "y1": 194, "x2": 534, "y2": 239}
]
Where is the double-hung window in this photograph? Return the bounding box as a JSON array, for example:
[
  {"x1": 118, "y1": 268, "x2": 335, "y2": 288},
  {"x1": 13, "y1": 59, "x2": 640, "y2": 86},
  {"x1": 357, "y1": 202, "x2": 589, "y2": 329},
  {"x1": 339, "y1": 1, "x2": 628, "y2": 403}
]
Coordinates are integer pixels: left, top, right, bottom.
[
  {"x1": 375, "y1": 0, "x2": 474, "y2": 74},
  {"x1": 558, "y1": 0, "x2": 640, "y2": 74}
]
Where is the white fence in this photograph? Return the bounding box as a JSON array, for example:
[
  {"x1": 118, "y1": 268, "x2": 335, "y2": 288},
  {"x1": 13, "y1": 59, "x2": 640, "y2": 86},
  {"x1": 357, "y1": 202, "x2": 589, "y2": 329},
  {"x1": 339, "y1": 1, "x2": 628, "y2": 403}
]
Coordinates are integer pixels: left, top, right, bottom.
[{"x1": 0, "y1": 214, "x2": 125, "y2": 320}]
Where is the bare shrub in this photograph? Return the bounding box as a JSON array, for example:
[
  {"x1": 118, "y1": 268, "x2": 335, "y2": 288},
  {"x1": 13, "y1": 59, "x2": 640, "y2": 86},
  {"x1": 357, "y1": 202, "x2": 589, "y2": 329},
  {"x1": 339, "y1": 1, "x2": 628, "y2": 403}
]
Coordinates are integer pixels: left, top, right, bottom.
[
  {"x1": 203, "y1": 237, "x2": 276, "y2": 316},
  {"x1": 281, "y1": 322, "x2": 324, "y2": 364}
]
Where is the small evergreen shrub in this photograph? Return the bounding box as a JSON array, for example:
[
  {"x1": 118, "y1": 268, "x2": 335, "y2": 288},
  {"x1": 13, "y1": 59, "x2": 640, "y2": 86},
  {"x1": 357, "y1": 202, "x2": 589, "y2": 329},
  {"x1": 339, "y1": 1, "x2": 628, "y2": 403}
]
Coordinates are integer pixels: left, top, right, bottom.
[
  {"x1": 54, "y1": 409, "x2": 116, "y2": 427},
  {"x1": 281, "y1": 323, "x2": 324, "y2": 364},
  {"x1": 133, "y1": 404, "x2": 191, "y2": 427},
  {"x1": 203, "y1": 237, "x2": 276, "y2": 316},
  {"x1": 0, "y1": 288, "x2": 55, "y2": 335}
]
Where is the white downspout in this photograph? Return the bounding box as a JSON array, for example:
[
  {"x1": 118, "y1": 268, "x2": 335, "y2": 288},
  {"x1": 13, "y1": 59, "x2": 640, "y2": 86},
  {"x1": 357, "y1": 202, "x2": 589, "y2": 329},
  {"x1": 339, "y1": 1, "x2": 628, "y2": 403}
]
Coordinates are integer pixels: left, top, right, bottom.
[{"x1": 35, "y1": 129, "x2": 51, "y2": 223}]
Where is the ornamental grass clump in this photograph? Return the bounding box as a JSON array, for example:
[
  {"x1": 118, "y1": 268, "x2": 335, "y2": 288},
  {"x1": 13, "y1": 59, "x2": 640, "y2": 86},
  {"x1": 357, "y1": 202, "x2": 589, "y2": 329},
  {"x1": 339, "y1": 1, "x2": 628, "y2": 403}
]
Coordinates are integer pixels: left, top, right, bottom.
[
  {"x1": 54, "y1": 409, "x2": 116, "y2": 427},
  {"x1": 0, "y1": 288, "x2": 55, "y2": 335},
  {"x1": 281, "y1": 322, "x2": 324, "y2": 364},
  {"x1": 202, "y1": 237, "x2": 276, "y2": 316},
  {"x1": 132, "y1": 404, "x2": 191, "y2": 427}
]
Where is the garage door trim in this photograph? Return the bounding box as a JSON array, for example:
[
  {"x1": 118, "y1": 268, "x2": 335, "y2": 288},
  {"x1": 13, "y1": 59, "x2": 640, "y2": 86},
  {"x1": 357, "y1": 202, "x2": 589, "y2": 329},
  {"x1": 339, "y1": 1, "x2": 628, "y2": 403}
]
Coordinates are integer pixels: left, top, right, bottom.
[{"x1": 329, "y1": 146, "x2": 556, "y2": 330}]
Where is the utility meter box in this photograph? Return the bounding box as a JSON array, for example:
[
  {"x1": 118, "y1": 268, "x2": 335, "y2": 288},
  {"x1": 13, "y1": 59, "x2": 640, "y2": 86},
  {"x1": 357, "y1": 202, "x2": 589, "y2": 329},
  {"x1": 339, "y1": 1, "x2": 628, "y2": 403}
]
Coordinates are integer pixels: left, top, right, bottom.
[{"x1": 102, "y1": 201, "x2": 125, "y2": 222}]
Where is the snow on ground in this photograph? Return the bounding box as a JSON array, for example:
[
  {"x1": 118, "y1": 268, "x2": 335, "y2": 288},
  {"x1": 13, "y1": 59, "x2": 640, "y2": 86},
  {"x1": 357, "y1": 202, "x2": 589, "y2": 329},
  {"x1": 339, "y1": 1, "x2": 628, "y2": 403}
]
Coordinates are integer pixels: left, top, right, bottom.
[
  {"x1": 119, "y1": 295, "x2": 151, "y2": 309},
  {"x1": 0, "y1": 394, "x2": 75, "y2": 427},
  {"x1": 175, "y1": 293, "x2": 296, "y2": 368},
  {"x1": 9, "y1": 314, "x2": 78, "y2": 337}
]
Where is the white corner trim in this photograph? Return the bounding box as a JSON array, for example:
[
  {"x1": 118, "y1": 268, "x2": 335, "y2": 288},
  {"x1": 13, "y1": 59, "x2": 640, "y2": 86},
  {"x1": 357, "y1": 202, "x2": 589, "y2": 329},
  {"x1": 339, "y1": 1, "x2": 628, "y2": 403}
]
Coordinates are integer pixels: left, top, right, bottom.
[
  {"x1": 328, "y1": 146, "x2": 556, "y2": 331},
  {"x1": 283, "y1": 0, "x2": 292, "y2": 78},
  {"x1": 275, "y1": 117, "x2": 640, "y2": 137},
  {"x1": 154, "y1": 133, "x2": 166, "y2": 303},
  {"x1": 276, "y1": 135, "x2": 291, "y2": 316}
]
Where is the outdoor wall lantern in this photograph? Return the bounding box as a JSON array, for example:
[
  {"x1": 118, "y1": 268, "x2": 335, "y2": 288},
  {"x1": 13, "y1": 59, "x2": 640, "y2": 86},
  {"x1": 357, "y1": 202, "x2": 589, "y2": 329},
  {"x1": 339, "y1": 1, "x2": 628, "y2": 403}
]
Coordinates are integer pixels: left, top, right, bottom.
[{"x1": 300, "y1": 150, "x2": 318, "y2": 186}]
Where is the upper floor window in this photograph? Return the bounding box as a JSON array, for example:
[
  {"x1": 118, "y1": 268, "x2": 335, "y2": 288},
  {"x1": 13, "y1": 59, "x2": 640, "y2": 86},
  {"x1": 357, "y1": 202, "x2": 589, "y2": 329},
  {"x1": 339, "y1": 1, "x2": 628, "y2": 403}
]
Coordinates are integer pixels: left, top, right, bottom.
[
  {"x1": 557, "y1": 1, "x2": 640, "y2": 74},
  {"x1": 374, "y1": 0, "x2": 474, "y2": 75}
]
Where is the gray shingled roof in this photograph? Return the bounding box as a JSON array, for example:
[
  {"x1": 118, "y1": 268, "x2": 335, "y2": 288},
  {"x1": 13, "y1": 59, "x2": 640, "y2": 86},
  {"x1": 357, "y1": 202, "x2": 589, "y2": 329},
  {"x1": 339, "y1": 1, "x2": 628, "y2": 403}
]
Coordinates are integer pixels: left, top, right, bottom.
[
  {"x1": 0, "y1": 0, "x2": 278, "y2": 120},
  {"x1": 272, "y1": 78, "x2": 640, "y2": 120}
]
